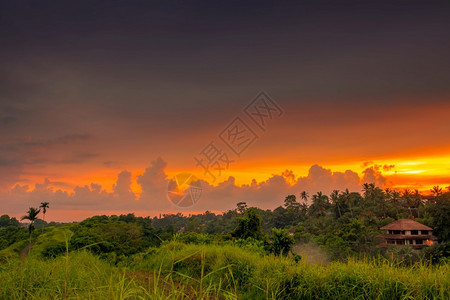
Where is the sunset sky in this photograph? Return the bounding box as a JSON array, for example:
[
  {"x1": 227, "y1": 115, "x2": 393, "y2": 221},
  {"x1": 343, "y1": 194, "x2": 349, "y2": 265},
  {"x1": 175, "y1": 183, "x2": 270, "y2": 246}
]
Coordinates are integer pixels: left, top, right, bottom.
[{"x1": 1, "y1": 1, "x2": 450, "y2": 221}]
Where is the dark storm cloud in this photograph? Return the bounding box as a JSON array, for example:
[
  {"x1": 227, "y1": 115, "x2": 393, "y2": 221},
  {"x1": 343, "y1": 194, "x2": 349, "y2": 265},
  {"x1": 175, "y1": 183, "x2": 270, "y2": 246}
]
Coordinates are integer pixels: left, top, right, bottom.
[
  {"x1": 103, "y1": 161, "x2": 121, "y2": 168},
  {"x1": 57, "y1": 151, "x2": 99, "y2": 164},
  {"x1": 1, "y1": 0, "x2": 450, "y2": 198},
  {"x1": 0, "y1": 134, "x2": 90, "y2": 151},
  {"x1": 0, "y1": 133, "x2": 92, "y2": 190},
  {"x1": 1, "y1": 1, "x2": 449, "y2": 114},
  {"x1": 0, "y1": 103, "x2": 26, "y2": 129}
]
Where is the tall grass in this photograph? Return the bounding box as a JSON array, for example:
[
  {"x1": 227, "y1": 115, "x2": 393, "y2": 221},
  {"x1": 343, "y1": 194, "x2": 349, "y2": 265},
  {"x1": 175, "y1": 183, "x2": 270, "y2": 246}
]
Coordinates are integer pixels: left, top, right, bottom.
[
  {"x1": 0, "y1": 251, "x2": 135, "y2": 299},
  {"x1": 0, "y1": 241, "x2": 448, "y2": 299},
  {"x1": 134, "y1": 242, "x2": 449, "y2": 299},
  {"x1": 0, "y1": 249, "x2": 238, "y2": 299}
]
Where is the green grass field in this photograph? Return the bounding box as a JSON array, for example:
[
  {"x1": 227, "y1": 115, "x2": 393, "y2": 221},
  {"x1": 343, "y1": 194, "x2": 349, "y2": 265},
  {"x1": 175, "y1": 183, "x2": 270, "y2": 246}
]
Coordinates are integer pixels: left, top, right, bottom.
[{"x1": 0, "y1": 236, "x2": 448, "y2": 299}]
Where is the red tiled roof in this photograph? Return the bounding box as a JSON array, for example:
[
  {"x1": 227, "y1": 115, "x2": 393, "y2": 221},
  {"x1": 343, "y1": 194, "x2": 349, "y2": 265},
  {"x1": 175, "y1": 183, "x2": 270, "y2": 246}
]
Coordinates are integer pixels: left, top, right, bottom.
[{"x1": 380, "y1": 219, "x2": 432, "y2": 231}]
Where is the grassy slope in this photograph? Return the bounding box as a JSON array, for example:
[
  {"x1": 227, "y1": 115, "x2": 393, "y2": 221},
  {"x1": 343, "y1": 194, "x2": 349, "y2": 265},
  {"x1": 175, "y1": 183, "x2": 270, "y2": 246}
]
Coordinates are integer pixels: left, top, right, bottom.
[
  {"x1": 27, "y1": 225, "x2": 73, "y2": 258},
  {"x1": 0, "y1": 240, "x2": 448, "y2": 299},
  {"x1": 0, "y1": 225, "x2": 73, "y2": 261}
]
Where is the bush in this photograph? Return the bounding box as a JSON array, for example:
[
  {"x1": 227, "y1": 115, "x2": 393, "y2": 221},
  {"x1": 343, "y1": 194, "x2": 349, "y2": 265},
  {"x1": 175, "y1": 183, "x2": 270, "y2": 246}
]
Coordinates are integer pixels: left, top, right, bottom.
[
  {"x1": 422, "y1": 242, "x2": 450, "y2": 264},
  {"x1": 384, "y1": 245, "x2": 420, "y2": 265},
  {"x1": 41, "y1": 242, "x2": 66, "y2": 258},
  {"x1": 266, "y1": 228, "x2": 295, "y2": 256},
  {"x1": 171, "y1": 232, "x2": 215, "y2": 244}
]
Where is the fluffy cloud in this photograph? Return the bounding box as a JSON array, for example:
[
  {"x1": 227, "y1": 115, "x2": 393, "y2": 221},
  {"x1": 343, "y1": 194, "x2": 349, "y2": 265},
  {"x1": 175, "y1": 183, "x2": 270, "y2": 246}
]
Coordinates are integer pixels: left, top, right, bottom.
[
  {"x1": 113, "y1": 170, "x2": 135, "y2": 202},
  {"x1": 1, "y1": 158, "x2": 388, "y2": 221},
  {"x1": 361, "y1": 165, "x2": 389, "y2": 187},
  {"x1": 136, "y1": 157, "x2": 171, "y2": 210}
]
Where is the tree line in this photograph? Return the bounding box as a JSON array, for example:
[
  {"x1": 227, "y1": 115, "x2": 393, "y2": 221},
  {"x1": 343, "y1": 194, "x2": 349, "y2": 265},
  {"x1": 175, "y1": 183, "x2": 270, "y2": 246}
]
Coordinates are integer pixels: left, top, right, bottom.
[{"x1": 1, "y1": 184, "x2": 449, "y2": 263}]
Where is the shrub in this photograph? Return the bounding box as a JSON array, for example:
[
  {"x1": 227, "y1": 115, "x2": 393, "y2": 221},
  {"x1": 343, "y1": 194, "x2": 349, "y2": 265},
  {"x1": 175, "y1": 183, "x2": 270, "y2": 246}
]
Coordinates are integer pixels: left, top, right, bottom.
[
  {"x1": 421, "y1": 242, "x2": 450, "y2": 264},
  {"x1": 266, "y1": 228, "x2": 295, "y2": 256}
]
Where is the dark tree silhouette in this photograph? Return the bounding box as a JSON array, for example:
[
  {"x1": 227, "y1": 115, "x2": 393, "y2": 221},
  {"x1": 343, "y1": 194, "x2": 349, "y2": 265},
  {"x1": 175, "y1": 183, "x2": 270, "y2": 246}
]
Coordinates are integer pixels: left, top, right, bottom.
[
  {"x1": 231, "y1": 208, "x2": 264, "y2": 240},
  {"x1": 330, "y1": 190, "x2": 341, "y2": 218},
  {"x1": 300, "y1": 191, "x2": 309, "y2": 203},
  {"x1": 342, "y1": 188, "x2": 353, "y2": 218},
  {"x1": 431, "y1": 186, "x2": 443, "y2": 197},
  {"x1": 284, "y1": 195, "x2": 299, "y2": 209},
  {"x1": 21, "y1": 207, "x2": 41, "y2": 245},
  {"x1": 310, "y1": 192, "x2": 329, "y2": 217},
  {"x1": 40, "y1": 202, "x2": 49, "y2": 222},
  {"x1": 236, "y1": 202, "x2": 248, "y2": 214}
]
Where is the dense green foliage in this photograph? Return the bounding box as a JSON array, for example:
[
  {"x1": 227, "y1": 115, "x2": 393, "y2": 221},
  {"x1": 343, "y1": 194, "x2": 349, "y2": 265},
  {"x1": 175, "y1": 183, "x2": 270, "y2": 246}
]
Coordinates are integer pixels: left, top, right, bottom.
[
  {"x1": 2, "y1": 186, "x2": 450, "y2": 263},
  {"x1": 266, "y1": 228, "x2": 295, "y2": 256},
  {"x1": 231, "y1": 208, "x2": 264, "y2": 240},
  {"x1": 1, "y1": 184, "x2": 449, "y2": 298}
]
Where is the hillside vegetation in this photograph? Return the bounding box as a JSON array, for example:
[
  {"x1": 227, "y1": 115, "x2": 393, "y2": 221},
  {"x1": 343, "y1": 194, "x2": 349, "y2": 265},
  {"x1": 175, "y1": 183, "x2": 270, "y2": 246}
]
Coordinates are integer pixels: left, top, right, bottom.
[
  {"x1": 0, "y1": 241, "x2": 448, "y2": 299},
  {"x1": 1, "y1": 185, "x2": 449, "y2": 298}
]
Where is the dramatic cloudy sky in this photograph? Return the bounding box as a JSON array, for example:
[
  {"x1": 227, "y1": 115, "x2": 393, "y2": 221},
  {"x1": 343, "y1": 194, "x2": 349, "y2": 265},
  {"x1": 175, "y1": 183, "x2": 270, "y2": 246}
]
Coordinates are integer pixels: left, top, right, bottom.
[{"x1": 1, "y1": 1, "x2": 450, "y2": 221}]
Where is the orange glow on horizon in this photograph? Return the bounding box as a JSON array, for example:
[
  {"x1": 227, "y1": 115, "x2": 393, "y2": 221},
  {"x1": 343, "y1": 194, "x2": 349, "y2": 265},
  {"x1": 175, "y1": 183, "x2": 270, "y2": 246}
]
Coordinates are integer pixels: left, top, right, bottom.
[{"x1": 11, "y1": 152, "x2": 450, "y2": 195}]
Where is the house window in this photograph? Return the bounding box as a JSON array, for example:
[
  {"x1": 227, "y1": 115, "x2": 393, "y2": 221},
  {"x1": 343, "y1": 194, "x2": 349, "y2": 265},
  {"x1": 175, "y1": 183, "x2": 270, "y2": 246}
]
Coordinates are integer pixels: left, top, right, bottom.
[
  {"x1": 388, "y1": 230, "x2": 393, "y2": 234},
  {"x1": 393, "y1": 230, "x2": 401, "y2": 234},
  {"x1": 416, "y1": 240, "x2": 423, "y2": 244},
  {"x1": 421, "y1": 230, "x2": 428, "y2": 235},
  {"x1": 411, "y1": 230, "x2": 418, "y2": 235},
  {"x1": 409, "y1": 240, "x2": 413, "y2": 244}
]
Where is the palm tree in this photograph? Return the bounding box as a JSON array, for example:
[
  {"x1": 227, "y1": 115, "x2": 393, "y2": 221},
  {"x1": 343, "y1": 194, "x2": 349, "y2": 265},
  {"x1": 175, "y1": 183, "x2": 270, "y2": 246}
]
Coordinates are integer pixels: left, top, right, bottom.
[
  {"x1": 342, "y1": 188, "x2": 353, "y2": 218},
  {"x1": 412, "y1": 189, "x2": 423, "y2": 218},
  {"x1": 362, "y1": 183, "x2": 376, "y2": 208},
  {"x1": 392, "y1": 190, "x2": 402, "y2": 215},
  {"x1": 40, "y1": 202, "x2": 49, "y2": 222},
  {"x1": 299, "y1": 202, "x2": 308, "y2": 216},
  {"x1": 300, "y1": 191, "x2": 309, "y2": 203},
  {"x1": 431, "y1": 186, "x2": 442, "y2": 197},
  {"x1": 284, "y1": 195, "x2": 298, "y2": 209},
  {"x1": 311, "y1": 192, "x2": 329, "y2": 217},
  {"x1": 330, "y1": 190, "x2": 341, "y2": 218},
  {"x1": 299, "y1": 191, "x2": 309, "y2": 215},
  {"x1": 384, "y1": 188, "x2": 392, "y2": 199},
  {"x1": 362, "y1": 183, "x2": 372, "y2": 196},
  {"x1": 402, "y1": 189, "x2": 414, "y2": 216},
  {"x1": 21, "y1": 207, "x2": 41, "y2": 245}
]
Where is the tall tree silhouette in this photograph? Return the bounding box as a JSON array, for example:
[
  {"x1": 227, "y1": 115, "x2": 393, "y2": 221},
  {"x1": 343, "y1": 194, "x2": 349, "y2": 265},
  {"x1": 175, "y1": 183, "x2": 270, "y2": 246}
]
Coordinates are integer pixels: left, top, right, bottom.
[
  {"x1": 342, "y1": 189, "x2": 353, "y2": 218},
  {"x1": 300, "y1": 191, "x2": 309, "y2": 202},
  {"x1": 386, "y1": 188, "x2": 401, "y2": 215},
  {"x1": 21, "y1": 207, "x2": 41, "y2": 245},
  {"x1": 310, "y1": 192, "x2": 329, "y2": 217},
  {"x1": 40, "y1": 202, "x2": 49, "y2": 222},
  {"x1": 431, "y1": 186, "x2": 443, "y2": 197},
  {"x1": 412, "y1": 189, "x2": 423, "y2": 217},
  {"x1": 236, "y1": 202, "x2": 248, "y2": 214},
  {"x1": 401, "y1": 189, "x2": 414, "y2": 216},
  {"x1": 231, "y1": 208, "x2": 264, "y2": 240},
  {"x1": 299, "y1": 191, "x2": 309, "y2": 217},
  {"x1": 284, "y1": 195, "x2": 299, "y2": 209},
  {"x1": 330, "y1": 190, "x2": 341, "y2": 218}
]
